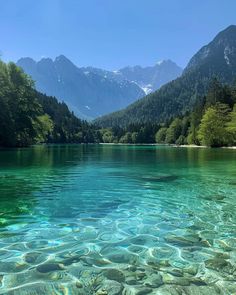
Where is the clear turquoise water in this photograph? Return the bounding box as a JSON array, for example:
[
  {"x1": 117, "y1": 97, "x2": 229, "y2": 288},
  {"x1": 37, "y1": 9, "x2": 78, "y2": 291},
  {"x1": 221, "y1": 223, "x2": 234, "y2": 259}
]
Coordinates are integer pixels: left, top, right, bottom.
[{"x1": 0, "y1": 144, "x2": 236, "y2": 294}]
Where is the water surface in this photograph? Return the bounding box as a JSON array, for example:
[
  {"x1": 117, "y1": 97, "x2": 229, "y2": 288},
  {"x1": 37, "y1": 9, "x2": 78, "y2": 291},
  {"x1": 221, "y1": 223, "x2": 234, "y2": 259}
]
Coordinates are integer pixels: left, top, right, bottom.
[{"x1": 0, "y1": 145, "x2": 236, "y2": 294}]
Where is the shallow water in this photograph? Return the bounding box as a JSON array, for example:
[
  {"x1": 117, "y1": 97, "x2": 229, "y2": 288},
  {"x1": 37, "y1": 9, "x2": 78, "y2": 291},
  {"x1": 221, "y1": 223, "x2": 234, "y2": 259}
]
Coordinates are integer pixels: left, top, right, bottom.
[{"x1": 0, "y1": 144, "x2": 236, "y2": 294}]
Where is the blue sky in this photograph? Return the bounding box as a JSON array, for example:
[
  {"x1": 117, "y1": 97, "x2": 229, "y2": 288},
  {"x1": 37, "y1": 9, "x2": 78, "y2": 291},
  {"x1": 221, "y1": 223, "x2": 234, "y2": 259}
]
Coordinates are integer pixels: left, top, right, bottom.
[{"x1": 0, "y1": 0, "x2": 236, "y2": 70}]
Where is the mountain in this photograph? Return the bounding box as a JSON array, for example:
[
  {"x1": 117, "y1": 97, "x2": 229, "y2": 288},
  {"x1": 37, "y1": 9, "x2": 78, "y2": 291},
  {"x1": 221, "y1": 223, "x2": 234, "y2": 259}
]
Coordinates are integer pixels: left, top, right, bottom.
[
  {"x1": 96, "y1": 25, "x2": 236, "y2": 127},
  {"x1": 184, "y1": 25, "x2": 236, "y2": 72},
  {"x1": 17, "y1": 55, "x2": 145, "y2": 119},
  {"x1": 83, "y1": 60, "x2": 183, "y2": 95},
  {"x1": 118, "y1": 60, "x2": 183, "y2": 94},
  {"x1": 17, "y1": 56, "x2": 182, "y2": 120}
]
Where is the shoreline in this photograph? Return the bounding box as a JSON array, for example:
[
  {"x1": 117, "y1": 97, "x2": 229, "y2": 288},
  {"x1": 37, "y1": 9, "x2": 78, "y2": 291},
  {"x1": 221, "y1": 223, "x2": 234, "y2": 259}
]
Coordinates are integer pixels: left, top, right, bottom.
[
  {"x1": 100, "y1": 143, "x2": 236, "y2": 149},
  {"x1": 179, "y1": 144, "x2": 236, "y2": 149},
  {"x1": 1, "y1": 143, "x2": 236, "y2": 150}
]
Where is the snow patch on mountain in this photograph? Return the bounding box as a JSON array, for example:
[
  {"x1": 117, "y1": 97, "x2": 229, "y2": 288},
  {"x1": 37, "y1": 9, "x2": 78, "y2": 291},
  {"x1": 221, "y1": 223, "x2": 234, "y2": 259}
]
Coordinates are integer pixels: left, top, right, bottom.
[
  {"x1": 141, "y1": 84, "x2": 153, "y2": 95},
  {"x1": 156, "y1": 60, "x2": 164, "y2": 65},
  {"x1": 224, "y1": 46, "x2": 231, "y2": 65}
]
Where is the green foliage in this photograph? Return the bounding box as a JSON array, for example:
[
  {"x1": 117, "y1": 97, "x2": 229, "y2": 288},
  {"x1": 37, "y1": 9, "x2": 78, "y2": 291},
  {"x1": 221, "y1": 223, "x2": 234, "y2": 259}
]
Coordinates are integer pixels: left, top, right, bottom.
[
  {"x1": 96, "y1": 26, "x2": 236, "y2": 129},
  {"x1": 198, "y1": 104, "x2": 231, "y2": 147},
  {"x1": 131, "y1": 132, "x2": 138, "y2": 143},
  {"x1": 96, "y1": 65, "x2": 236, "y2": 129},
  {"x1": 206, "y1": 78, "x2": 234, "y2": 107},
  {"x1": 36, "y1": 93, "x2": 99, "y2": 144},
  {"x1": 226, "y1": 104, "x2": 236, "y2": 144},
  {"x1": 119, "y1": 132, "x2": 133, "y2": 143},
  {"x1": 1, "y1": 58, "x2": 236, "y2": 148},
  {"x1": 33, "y1": 115, "x2": 54, "y2": 143},
  {"x1": 165, "y1": 118, "x2": 182, "y2": 144},
  {"x1": 176, "y1": 135, "x2": 186, "y2": 145},
  {"x1": 157, "y1": 80, "x2": 236, "y2": 147},
  {"x1": 100, "y1": 129, "x2": 116, "y2": 143},
  {"x1": 95, "y1": 71, "x2": 206, "y2": 128},
  {"x1": 0, "y1": 61, "x2": 43, "y2": 146},
  {"x1": 0, "y1": 60, "x2": 99, "y2": 147},
  {"x1": 96, "y1": 79, "x2": 236, "y2": 147},
  {"x1": 155, "y1": 127, "x2": 167, "y2": 143}
]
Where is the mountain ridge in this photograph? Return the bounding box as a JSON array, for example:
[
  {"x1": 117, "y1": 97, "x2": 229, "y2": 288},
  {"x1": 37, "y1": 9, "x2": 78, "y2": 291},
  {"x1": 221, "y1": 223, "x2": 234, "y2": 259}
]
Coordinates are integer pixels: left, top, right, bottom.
[
  {"x1": 82, "y1": 59, "x2": 182, "y2": 94},
  {"x1": 118, "y1": 59, "x2": 182, "y2": 94},
  {"x1": 17, "y1": 56, "x2": 182, "y2": 119},
  {"x1": 17, "y1": 56, "x2": 145, "y2": 120},
  {"x1": 95, "y1": 25, "x2": 236, "y2": 127}
]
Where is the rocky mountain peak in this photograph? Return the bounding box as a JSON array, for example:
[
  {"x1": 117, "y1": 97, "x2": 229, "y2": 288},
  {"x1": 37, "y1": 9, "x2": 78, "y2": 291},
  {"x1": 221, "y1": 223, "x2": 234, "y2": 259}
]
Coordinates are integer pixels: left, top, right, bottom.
[{"x1": 185, "y1": 25, "x2": 236, "y2": 72}]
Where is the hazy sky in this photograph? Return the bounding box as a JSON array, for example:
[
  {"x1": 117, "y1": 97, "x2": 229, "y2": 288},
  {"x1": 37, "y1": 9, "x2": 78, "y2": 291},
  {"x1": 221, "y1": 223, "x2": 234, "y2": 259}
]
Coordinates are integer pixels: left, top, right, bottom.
[{"x1": 1, "y1": 0, "x2": 236, "y2": 70}]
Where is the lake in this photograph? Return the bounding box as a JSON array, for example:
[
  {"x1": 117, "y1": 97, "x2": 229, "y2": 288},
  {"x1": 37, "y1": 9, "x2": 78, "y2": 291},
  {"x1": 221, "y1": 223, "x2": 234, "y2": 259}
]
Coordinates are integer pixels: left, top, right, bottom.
[{"x1": 0, "y1": 144, "x2": 236, "y2": 294}]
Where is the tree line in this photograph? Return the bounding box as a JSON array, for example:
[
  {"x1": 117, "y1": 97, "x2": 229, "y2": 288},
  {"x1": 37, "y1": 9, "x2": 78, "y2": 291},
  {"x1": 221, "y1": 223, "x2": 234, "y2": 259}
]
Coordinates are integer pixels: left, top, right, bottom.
[
  {"x1": 99, "y1": 79, "x2": 236, "y2": 147},
  {"x1": 155, "y1": 79, "x2": 236, "y2": 147},
  {"x1": 0, "y1": 60, "x2": 101, "y2": 147},
  {"x1": 0, "y1": 59, "x2": 235, "y2": 148}
]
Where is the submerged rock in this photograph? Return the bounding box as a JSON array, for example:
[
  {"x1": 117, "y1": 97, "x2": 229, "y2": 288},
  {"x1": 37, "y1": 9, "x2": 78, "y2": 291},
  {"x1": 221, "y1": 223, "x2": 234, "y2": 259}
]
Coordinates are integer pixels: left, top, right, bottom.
[
  {"x1": 96, "y1": 290, "x2": 108, "y2": 295},
  {"x1": 162, "y1": 273, "x2": 190, "y2": 286},
  {"x1": 103, "y1": 269, "x2": 125, "y2": 283},
  {"x1": 24, "y1": 252, "x2": 43, "y2": 264},
  {"x1": 183, "y1": 265, "x2": 198, "y2": 276},
  {"x1": 156, "y1": 284, "x2": 224, "y2": 295},
  {"x1": 205, "y1": 258, "x2": 235, "y2": 274},
  {"x1": 165, "y1": 234, "x2": 198, "y2": 246},
  {"x1": 107, "y1": 251, "x2": 138, "y2": 264},
  {"x1": 166, "y1": 268, "x2": 183, "y2": 277},
  {"x1": 36, "y1": 263, "x2": 65, "y2": 273},
  {"x1": 216, "y1": 239, "x2": 234, "y2": 251},
  {"x1": 97, "y1": 280, "x2": 123, "y2": 295},
  {"x1": 0, "y1": 275, "x2": 3, "y2": 287},
  {"x1": 205, "y1": 258, "x2": 228, "y2": 270},
  {"x1": 80, "y1": 254, "x2": 111, "y2": 267},
  {"x1": 130, "y1": 234, "x2": 158, "y2": 246},
  {"x1": 165, "y1": 233, "x2": 211, "y2": 248},
  {"x1": 136, "y1": 271, "x2": 147, "y2": 280},
  {"x1": 126, "y1": 266, "x2": 137, "y2": 272},
  {"x1": 144, "y1": 273, "x2": 163, "y2": 288},
  {"x1": 151, "y1": 246, "x2": 176, "y2": 260},
  {"x1": 202, "y1": 195, "x2": 225, "y2": 201},
  {"x1": 190, "y1": 277, "x2": 208, "y2": 286},
  {"x1": 94, "y1": 258, "x2": 112, "y2": 267},
  {"x1": 152, "y1": 285, "x2": 184, "y2": 295},
  {"x1": 0, "y1": 261, "x2": 29, "y2": 273},
  {"x1": 75, "y1": 280, "x2": 83, "y2": 288},
  {"x1": 147, "y1": 259, "x2": 171, "y2": 269},
  {"x1": 214, "y1": 252, "x2": 230, "y2": 259},
  {"x1": 123, "y1": 285, "x2": 153, "y2": 295},
  {"x1": 128, "y1": 245, "x2": 145, "y2": 253},
  {"x1": 61, "y1": 255, "x2": 81, "y2": 266},
  {"x1": 125, "y1": 276, "x2": 138, "y2": 285}
]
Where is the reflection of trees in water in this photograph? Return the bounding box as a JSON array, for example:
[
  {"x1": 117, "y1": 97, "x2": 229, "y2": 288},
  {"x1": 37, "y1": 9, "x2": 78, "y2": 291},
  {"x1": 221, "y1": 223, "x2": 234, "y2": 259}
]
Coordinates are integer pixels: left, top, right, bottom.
[
  {"x1": 2, "y1": 144, "x2": 235, "y2": 226},
  {"x1": 0, "y1": 145, "x2": 87, "y2": 223},
  {"x1": 186, "y1": 147, "x2": 236, "y2": 180}
]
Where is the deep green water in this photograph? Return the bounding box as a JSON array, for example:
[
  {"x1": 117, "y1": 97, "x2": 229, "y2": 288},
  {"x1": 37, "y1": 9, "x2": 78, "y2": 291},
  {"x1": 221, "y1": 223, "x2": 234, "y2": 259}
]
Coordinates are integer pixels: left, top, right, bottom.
[{"x1": 0, "y1": 144, "x2": 236, "y2": 294}]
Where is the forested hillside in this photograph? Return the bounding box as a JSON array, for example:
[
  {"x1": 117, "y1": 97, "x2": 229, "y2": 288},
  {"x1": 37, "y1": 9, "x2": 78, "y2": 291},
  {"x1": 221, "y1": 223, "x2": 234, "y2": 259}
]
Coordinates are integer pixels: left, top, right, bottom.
[
  {"x1": 99, "y1": 79, "x2": 236, "y2": 147},
  {"x1": 0, "y1": 60, "x2": 100, "y2": 147},
  {"x1": 96, "y1": 25, "x2": 236, "y2": 128},
  {"x1": 155, "y1": 79, "x2": 236, "y2": 147},
  {"x1": 2, "y1": 25, "x2": 236, "y2": 148}
]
